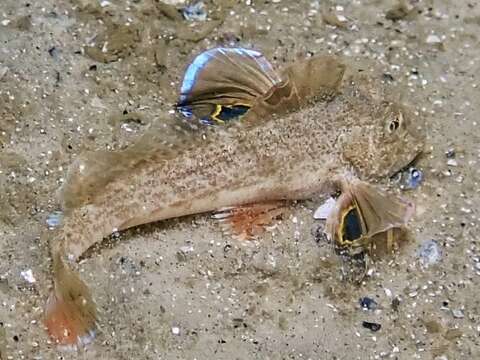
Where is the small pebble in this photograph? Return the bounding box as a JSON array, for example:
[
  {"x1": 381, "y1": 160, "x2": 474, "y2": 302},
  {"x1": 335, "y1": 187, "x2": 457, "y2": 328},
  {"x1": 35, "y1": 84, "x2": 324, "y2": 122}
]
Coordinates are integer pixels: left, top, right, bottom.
[
  {"x1": 426, "y1": 34, "x2": 442, "y2": 44},
  {"x1": 359, "y1": 297, "x2": 378, "y2": 311},
  {"x1": 452, "y1": 309, "x2": 464, "y2": 319},
  {"x1": 179, "y1": 245, "x2": 194, "y2": 253},
  {"x1": 418, "y1": 240, "x2": 441, "y2": 266},
  {"x1": 20, "y1": 269, "x2": 36, "y2": 284},
  {"x1": 182, "y1": 1, "x2": 207, "y2": 21},
  {"x1": 46, "y1": 211, "x2": 63, "y2": 228},
  {"x1": 0, "y1": 66, "x2": 7, "y2": 80},
  {"x1": 405, "y1": 167, "x2": 423, "y2": 189},
  {"x1": 446, "y1": 159, "x2": 458, "y2": 167},
  {"x1": 383, "y1": 73, "x2": 395, "y2": 82},
  {"x1": 362, "y1": 321, "x2": 381, "y2": 332},
  {"x1": 391, "y1": 297, "x2": 401, "y2": 311},
  {"x1": 445, "y1": 148, "x2": 455, "y2": 158}
]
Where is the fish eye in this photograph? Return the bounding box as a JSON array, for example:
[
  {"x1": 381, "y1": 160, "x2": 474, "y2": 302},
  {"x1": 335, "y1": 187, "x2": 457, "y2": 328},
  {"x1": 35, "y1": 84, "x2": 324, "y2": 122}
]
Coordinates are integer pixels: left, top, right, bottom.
[
  {"x1": 387, "y1": 112, "x2": 403, "y2": 134},
  {"x1": 389, "y1": 119, "x2": 399, "y2": 132}
]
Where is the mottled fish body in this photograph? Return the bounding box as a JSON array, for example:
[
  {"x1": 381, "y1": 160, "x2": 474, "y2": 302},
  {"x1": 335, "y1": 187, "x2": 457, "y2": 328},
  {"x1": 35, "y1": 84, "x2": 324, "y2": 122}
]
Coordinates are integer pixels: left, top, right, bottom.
[{"x1": 44, "y1": 48, "x2": 425, "y2": 349}]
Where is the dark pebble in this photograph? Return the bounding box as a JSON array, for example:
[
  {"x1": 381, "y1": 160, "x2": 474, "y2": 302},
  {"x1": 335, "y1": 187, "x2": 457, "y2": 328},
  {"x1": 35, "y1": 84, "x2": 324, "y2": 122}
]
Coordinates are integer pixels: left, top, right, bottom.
[
  {"x1": 383, "y1": 73, "x2": 395, "y2": 82},
  {"x1": 391, "y1": 297, "x2": 401, "y2": 311},
  {"x1": 359, "y1": 297, "x2": 378, "y2": 310},
  {"x1": 445, "y1": 148, "x2": 455, "y2": 158},
  {"x1": 362, "y1": 321, "x2": 381, "y2": 332},
  {"x1": 406, "y1": 167, "x2": 423, "y2": 189},
  {"x1": 48, "y1": 46, "x2": 59, "y2": 58},
  {"x1": 314, "y1": 225, "x2": 329, "y2": 244}
]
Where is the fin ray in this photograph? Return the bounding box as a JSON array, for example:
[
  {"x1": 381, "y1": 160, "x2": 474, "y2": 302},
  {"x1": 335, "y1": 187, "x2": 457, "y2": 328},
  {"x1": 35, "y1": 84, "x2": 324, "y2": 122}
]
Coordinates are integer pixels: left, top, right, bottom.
[
  {"x1": 177, "y1": 47, "x2": 282, "y2": 123},
  {"x1": 44, "y1": 253, "x2": 97, "y2": 349},
  {"x1": 244, "y1": 55, "x2": 346, "y2": 123},
  {"x1": 213, "y1": 201, "x2": 287, "y2": 241},
  {"x1": 325, "y1": 178, "x2": 414, "y2": 253}
]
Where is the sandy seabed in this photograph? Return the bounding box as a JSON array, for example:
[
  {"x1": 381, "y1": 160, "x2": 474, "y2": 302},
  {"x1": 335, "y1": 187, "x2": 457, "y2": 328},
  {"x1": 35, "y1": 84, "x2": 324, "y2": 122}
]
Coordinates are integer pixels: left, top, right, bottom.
[{"x1": 1, "y1": 0, "x2": 479, "y2": 359}]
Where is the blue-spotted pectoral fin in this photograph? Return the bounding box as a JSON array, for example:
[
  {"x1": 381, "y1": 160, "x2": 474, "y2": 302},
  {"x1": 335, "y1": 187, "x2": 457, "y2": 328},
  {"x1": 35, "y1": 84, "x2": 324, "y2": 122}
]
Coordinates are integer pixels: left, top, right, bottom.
[
  {"x1": 176, "y1": 103, "x2": 251, "y2": 125},
  {"x1": 176, "y1": 47, "x2": 282, "y2": 124},
  {"x1": 211, "y1": 104, "x2": 251, "y2": 123},
  {"x1": 325, "y1": 178, "x2": 415, "y2": 254},
  {"x1": 175, "y1": 102, "x2": 217, "y2": 125}
]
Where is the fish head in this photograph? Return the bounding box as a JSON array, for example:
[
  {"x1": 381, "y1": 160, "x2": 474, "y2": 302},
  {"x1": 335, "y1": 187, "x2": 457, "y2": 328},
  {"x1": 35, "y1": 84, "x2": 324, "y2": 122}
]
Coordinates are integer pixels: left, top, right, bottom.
[{"x1": 340, "y1": 101, "x2": 425, "y2": 179}]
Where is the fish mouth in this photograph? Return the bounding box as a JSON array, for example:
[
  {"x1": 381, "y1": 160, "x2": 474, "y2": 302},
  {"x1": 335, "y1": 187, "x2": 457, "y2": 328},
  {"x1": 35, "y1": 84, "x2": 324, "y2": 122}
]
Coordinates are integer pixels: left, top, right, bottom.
[{"x1": 389, "y1": 150, "x2": 423, "y2": 180}]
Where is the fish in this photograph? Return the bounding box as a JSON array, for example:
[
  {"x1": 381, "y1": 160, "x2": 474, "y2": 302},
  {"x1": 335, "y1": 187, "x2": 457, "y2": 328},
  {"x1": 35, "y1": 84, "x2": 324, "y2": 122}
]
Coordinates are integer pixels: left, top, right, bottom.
[{"x1": 42, "y1": 47, "x2": 425, "y2": 349}]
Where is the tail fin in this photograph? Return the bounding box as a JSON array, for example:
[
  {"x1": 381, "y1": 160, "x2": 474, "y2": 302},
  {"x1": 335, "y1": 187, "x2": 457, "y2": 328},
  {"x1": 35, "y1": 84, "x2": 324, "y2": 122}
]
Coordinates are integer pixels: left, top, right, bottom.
[{"x1": 44, "y1": 253, "x2": 97, "y2": 350}]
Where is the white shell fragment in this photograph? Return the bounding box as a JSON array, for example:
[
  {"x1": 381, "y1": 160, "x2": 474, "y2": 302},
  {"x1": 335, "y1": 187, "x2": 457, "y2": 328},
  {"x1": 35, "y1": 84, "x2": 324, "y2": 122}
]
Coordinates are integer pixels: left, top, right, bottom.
[
  {"x1": 46, "y1": 211, "x2": 63, "y2": 228},
  {"x1": 179, "y1": 245, "x2": 194, "y2": 253},
  {"x1": 446, "y1": 159, "x2": 458, "y2": 167},
  {"x1": 0, "y1": 66, "x2": 8, "y2": 80},
  {"x1": 182, "y1": 1, "x2": 207, "y2": 22},
  {"x1": 426, "y1": 34, "x2": 442, "y2": 44},
  {"x1": 20, "y1": 269, "x2": 36, "y2": 283},
  {"x1": 418, "y1": 240, "x2": 442, "y2": 267},
  {"x1": 313, "y1": 197, "x2": 336, "y2": 220}
]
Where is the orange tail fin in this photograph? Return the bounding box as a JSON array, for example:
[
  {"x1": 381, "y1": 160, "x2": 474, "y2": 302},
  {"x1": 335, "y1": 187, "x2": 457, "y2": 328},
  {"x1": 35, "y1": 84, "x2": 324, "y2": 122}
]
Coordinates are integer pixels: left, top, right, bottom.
[
  {"x1": 44, "y1": 253, "x2": 97, "y2": 350},
  {"x1": 213, "y1": 201, "x2": 288, "y2": 240}
]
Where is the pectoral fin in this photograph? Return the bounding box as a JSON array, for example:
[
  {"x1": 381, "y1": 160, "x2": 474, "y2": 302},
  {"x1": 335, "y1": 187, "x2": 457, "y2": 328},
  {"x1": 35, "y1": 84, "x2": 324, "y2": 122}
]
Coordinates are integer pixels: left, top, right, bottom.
[
  {"x1": 349, "y1": 179, "x2": 415, "y2": 236},
  {"x1": 176, "y1": 47, "x2": 282, "y2": 124},
  {"x1": 326, "y1": 179, "x2": 414, "y2": 252},
  {"x1": 213, "y1": 201, "x2": 288, "y2": 241}
]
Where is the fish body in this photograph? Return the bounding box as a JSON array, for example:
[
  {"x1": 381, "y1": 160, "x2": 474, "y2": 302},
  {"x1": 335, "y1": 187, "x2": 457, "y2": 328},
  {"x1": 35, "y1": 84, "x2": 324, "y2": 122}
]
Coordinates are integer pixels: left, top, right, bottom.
[
  {"x1": 59, "y1": 80, "x2": 422, "y2": 258},
  {"x1": 44, "y1": 48, "x2": 425, "y2": 348}
]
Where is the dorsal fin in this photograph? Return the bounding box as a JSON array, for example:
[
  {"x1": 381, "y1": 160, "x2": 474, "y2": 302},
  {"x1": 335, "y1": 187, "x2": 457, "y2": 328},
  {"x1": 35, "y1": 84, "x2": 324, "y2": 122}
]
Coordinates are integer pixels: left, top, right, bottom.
[
  {"x1": 60, "y1": 120, "x2": 204, "y2": 212},
  {"x1": 281, "y1": 55, "x2": 346, "y2": 104},
  {"x1": 243, "y1": 55, "x2": 346, "y2": 123},
  {"x1": 176, "y1": 47, "x2": 282, "y2": 124}
]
